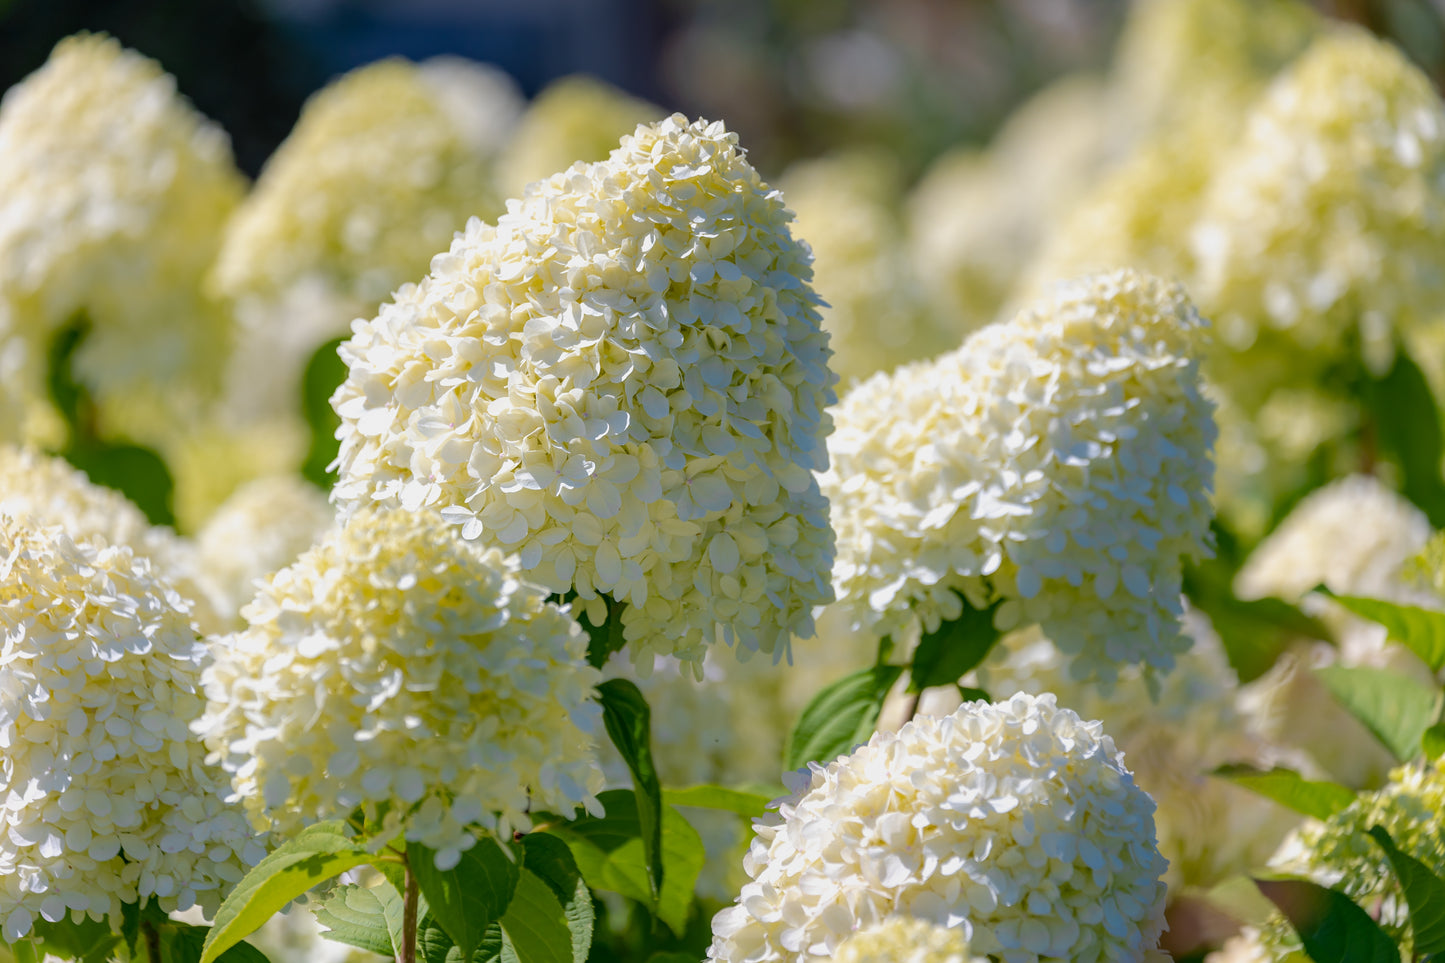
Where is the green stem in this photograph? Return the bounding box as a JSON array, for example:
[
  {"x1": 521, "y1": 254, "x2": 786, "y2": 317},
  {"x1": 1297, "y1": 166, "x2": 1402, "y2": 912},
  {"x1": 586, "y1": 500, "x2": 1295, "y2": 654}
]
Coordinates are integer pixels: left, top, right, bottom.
[
  {"x1": 12, "y1": 939, "x2": 38, "y2": 963},
  {"x1": 142, "y1": 917, "x2": 162, "y2": 963},
  {"x1": 399, "y1": 856, "x2": 419, "y2": 963}
]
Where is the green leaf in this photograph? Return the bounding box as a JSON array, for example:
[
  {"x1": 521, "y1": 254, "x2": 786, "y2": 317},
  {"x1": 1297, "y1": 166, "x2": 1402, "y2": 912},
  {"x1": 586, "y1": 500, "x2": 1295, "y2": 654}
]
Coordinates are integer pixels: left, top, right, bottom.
[
  {"x1": 1203, "y1": 875, "x2": 1278, "y2": 929},
  {"x1": 1184, "y1": 561, "x2": 1331, "y2": 682},
  {"x1": 1425, "y1": 722, "x2": 1445, "y2": 762},
  {"x1": 955, "y1": 685, "x2": 991, "y2": 704},
  {"x1": 418, "y1": 913, "x2": 467, "y2": 963},
  {"x1": 165, "y1": 925, "x2": 271, "y2": 963},
  {"x1": 409, "y1": 836, "x2": 520, "y2": 963},
  {"x1": 1315, "y1": 665, "x2": 1443, "y2": 761},
  {"x1": 313, "y1": 885, "x2": 396, "y2": 956},
  {"x1": 1362, "y1": 348, "x2": 1445, "y2": 529},
  {"x1": 1254, "y1": 877, "x2": 1399, "y2": 963},
  {"x1": 783, "y1": 665, "x2": 903, "y2": 771},
  {"x1": 543, "y1": 790, "x2": 704, "y2": 937},
  {"x1": 200, "y1": 821, "x2": 375, "y2": 963},
  {"x1": 644, "y1": 954, "x2": 700, "y2": 963},
  {"x1": 1327, "y1": 594, "x2": 1445, "y2": 672},
  {"x1": 1212, "y1": 765, "x2": 1357, "y2": 821},
  {"x1": 518, "y1": 834, "x2": 593, "y2": 963},
  {"x1": 301, "y1": 336, "x2": 348, "y2": 490},
  {"x1": 662, "y1": 785, "x2": 772, "y2": 819},
  {"x1": 597, "y1": 679, "x2": 663, "y2": 899},
  {"x1": 496, "y1": 870, "x2": 573, "y2": 963},
  {"x1": 1367, "y1": 826, "x2": 1445, "y2": 954},
  {"x1": 570, "y1": 593, "x2": 627, "y2": 669},
  {"x1": 28, "y1": 916, "x2": 121, "y2": 963},
  {"x1": 906, "y1": 596, "x2": 1002, "y2": 693}
]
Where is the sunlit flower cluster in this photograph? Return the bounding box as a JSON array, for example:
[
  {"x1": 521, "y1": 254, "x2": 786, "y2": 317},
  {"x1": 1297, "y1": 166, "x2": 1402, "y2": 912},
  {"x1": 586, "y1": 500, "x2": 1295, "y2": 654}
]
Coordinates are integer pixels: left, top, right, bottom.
[
  {"x1": 0, "y1": 515, "x2": 263, "y2": 940},
  {"x1": 834, "y1": 917, "x2": 984, "y2": 963},
  {"x1": 825, "y1": 270, "x2": 1215, "y2": 686},
  {"x1": 194, "y1": 475, "x2": 335, "y2": 625},
  {"x1": 0, "y1": 33, "x2": 242, "y2": 421},
  {"x1": 1193, "y1": 27, "x2": 1445, "y2": 390},
  {"x1": 197, "y1": 507, "x2": 605, "y2": 867},
  {"x1": 707, "y1": 693, "x2": 1169, "y2": 963},
  {"x1": 331, "y1": 113, "x2": 837, "y2": 665}
]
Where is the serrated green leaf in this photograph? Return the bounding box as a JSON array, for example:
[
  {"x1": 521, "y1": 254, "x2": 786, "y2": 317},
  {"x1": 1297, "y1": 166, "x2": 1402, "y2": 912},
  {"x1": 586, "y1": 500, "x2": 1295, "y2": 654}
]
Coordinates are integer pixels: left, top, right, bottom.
[
  {"x1": 598, "y1": 678, "x2": 663, "y2": 899},
  {"x1": 518, "y1": 834, "x2": 592, "y2": 963},
  {"x1": 165, "y1": 924, "x2": 271, "y2": 963},
  {"x1": 1254, "y1": 877, "x2": 1398, "y2": 963},
  {"x1": 201, "y1": 821, "x2": 373, "y2": 963},
  {"x1": 543, "y1": 790, "x2": 704, "y2": 937},
  {"x1": 907, "y1": 596, "x2": 1002, "y2": 694},
  {"x1": 418, "y1": 913, "x2": 467, "y2": 963},
  {"x1": 1367, "y1": 826, "x2": 1445, "y2": 954},
  {"x1": 409, "y1": 836, "x2": 520, "y2": 963},
  {"x1": 28, "y1": 916, "x2": 120, "y2": 963},
  {"x1": 313, "y1": 885, "x2": 396, "y2": 956},
  {"x1": 783, "y1": 665, "x2": 903, "y2": 771},
  {"x1": 1315, "y1": 665, "x2": 1443, "y2": 761},
  {"x1": 1327, "y1": 595, "x2": 1445, "y2": 672},
  {"x1": 1213, "y1": 765, "x2": 1357, "y2": 821},
  {"x1": 496, "y1": 870, "x2": 572, "y2": 963},
  {"x1": 662, "y1": 785, "x2": 772, "y2": 819}
]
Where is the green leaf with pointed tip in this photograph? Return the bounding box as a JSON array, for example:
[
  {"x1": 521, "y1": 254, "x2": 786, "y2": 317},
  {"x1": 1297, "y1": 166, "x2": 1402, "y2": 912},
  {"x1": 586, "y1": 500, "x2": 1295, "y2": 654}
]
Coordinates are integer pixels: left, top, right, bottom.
[
  {"x1": 1328, "y1": 594, "x2": 1445, "y2": 672},
  {"x1": 1315, "y1": 665, "x2": 1443, "y2": 761},
  {"x1": 542, "y1": 790, "x2": 704, "y2": 937},
  {"x1": 662, "y1": 785, "x2": 772, "y2": 819},
  {"x1": 783, "y1": 665, "x2": 903, "y2": 771},
  {"x1": 1367, "y1": 826, "x2": 1445, "y2": 954},
  {"x1": 200, "y1": 821, "x2": 374, "y2": 963},
  {"x1": 906, "y1": 597, "x2": 1003, "y2": 694},
  {"x1": 518, "y1": 834, "x2": 593, "y2": 963},
  {"x1": 1254, "y1": 877, "x2": 1398, "y2": 963},
  {"x1": 598, "y1": 678, "x2": 663, "y2": 899},
  {"x1": 164, "y1": 925, "x2": 271, "y2": 963},
  {"x1": 313, "y1": 885, "x2": 396, "y2": 956},
  {"x1": 1213, "y1": 765, "x2": 1356, "y2": 821},
  {"x1": 409, "y1": 836, "x2": 520, "y2": 963}
]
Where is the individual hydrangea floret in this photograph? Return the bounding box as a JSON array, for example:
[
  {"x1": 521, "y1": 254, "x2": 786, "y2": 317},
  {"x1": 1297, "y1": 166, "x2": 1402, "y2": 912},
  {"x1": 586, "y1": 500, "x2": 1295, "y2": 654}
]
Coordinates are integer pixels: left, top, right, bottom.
[
  {"x1": 707, "y1": 692, "x2": 1169, "y2": 963},
  {"x1": 1192, "y1": 27, "x2": 1445, "y2": 391},
  {"x1": 0, "y1": 33, "x2": 242, "y2": 416},
  {"x1": 834, "y1": 917, "x2": 985, "y2": 963},
  {"x1": 196, "y1": 507, "x2": 606, "y2": 868},
  {"x1": 0, "y1": 515, "x2": 263, "y2": 940},
  {"x1": 331, "y1": 114, "x2": 838, "y2": 665},
  {"x1": 194, "y1": 474, "x2": 336, "y2": 626},
  {"x1": 824, "y1": 269, "x2": 1215, "y2": 686}
]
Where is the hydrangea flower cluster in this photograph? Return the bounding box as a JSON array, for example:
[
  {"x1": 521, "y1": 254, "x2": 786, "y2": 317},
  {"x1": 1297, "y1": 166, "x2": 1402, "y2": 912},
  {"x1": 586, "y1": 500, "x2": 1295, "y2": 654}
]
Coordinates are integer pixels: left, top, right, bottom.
[
  {"x1": 196, "y1": 507, "x2": 605, "y2": 867},
  {"x1": 824, "y1": 269, "x2": 1215, "y2": 685},
  {"x1": 1193, "y1": 27, "x2": 1445, "y2": 391},
  {"x1": 0, "y1": 515, "x2": 263, "y2": 940},
  {"x1": 194, "y1": 475, "x2": 336, "y2": 626},
  {"x1": 0, "y1": 33, "x2": 242, "y2": 421},
  {"x1": 780, "y1": 152, "x2": 946, "y2": 386},
  {"x1": 706, "y1": 693, "x2": 1169, "y2": 963},
  {"x1": 331, "y1": 114, "x2": 837, "y2": 665},
  {"x1": 834, "y1": 917, "x2": 984, "y2": 963}
]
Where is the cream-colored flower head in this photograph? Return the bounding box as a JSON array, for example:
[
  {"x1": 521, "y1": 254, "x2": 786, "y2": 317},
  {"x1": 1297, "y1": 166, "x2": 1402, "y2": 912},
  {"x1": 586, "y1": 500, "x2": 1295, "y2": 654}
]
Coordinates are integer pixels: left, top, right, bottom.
[
  {"x1": 834, "y1": 917, "x2": 984, "y2": 963},
  {"x1": 0, "y1": 33, "x2": 242, "y2": 414},
  {"x1": 331, "y1": 114, "x2": 837, "y2": 666},
  {"x1": 1264, "y1": 762, "x2": 1445, "y2": 958},
  {"x1": 707, "y1": 692, "x2": 1169, "y2": 963},
  {"x1": 1193, "y1": 27, "x2": 1445, "y2": 391},
  {"x1": 195, "y1": 475, "x2": 335, "y2": 625},
  {"x1": 197, "y1": 507, "x2": 605, "y2": 868},
  {"x1": 0, "y1": 515, "x2": 263, "y2": 940},
  {"x1": 212, "y1": 58, "x2": 500, "y2": 310},
  {"x1": 494, "y1": 75, "x2": 662, "y2": 199},
  {"x1": 416, "y1": 56, "x2": 524, "y2": 157},
  {"x1": 825, "y1": 270, "x2": 1215, "y2": 686},
  {"x1": 1236, "y1": 474, "x2": 1432, "y2": 603}
]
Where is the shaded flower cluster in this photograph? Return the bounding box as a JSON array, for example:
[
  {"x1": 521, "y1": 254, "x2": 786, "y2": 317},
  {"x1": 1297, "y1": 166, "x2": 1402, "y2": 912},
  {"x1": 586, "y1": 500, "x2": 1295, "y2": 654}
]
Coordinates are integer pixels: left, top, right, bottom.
[
  {"x1": 331, "y1": 114, "x2": 837, "y2": 665},
  {"x1": 196, "y1": 507, "x2": 605, "y2": 868},
  {"x1": 824, "y1": 269, "x2": 1215, "y2": 686},
  {"x1": 707, "y1": 693, "x2": 1169, "y2": 963},
  {"x1": 834, "y1": 917, "x2": 984, "y2": 963},
  {"x1": 0, "y1": 515, "x2": 262, "y2": 939}
]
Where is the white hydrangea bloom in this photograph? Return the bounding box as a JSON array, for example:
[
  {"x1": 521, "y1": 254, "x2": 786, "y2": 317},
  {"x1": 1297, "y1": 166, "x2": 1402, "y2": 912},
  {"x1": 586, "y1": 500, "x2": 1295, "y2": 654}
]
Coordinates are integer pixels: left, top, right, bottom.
[
  {"x1": 707, "y1": 693, "x2": 1169, "y2": 963},
  {"x1": 824, "y1": 269, "x2": 1215, "y2": 686},
  {"x1": 1193, "y1": 27, "x2": 1445, "y2": 389},
  {"x1": 0, "y1": 515, "x2": 263, "y2": 940},
  {"x1": 834, "y1": 917, "x2": 984, "y2": 963},
  {"x1": 331, "y1": 114, "x2": 837, "y2": 665},
  {"x1": 0, "y1": 33, "x2": 241, "y2": 415},
  {"x1": 417, "y1": 56, "x2": 524, "y2": 157},
  {"x1": 197, "y1": 507, "x2": 605, "y2": 867},
  {"x1": 194, "y1": 475, "x2": 335, "y2": 626}
]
